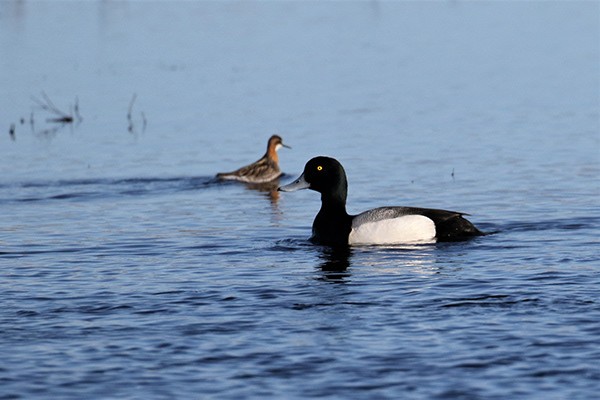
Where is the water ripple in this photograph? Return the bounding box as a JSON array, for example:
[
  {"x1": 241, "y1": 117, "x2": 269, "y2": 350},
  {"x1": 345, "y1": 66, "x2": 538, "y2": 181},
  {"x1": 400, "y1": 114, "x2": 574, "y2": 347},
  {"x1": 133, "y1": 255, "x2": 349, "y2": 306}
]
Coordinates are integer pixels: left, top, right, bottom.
[{"x1": 0, "y1": 176, "x2": 221, "y2": 203}]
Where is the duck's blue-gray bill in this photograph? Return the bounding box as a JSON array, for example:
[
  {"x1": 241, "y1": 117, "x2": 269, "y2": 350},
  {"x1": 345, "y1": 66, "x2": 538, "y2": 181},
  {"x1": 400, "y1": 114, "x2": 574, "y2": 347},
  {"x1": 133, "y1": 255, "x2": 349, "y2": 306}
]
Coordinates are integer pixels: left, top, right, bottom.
[{"x1": 278, "y1": 173, "x2": 310, "y2": 192}]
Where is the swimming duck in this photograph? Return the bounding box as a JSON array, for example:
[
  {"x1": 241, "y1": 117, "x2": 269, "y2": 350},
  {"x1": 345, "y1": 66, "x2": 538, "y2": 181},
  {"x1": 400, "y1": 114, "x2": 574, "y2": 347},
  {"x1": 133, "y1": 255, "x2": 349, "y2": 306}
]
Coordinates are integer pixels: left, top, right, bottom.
[
  {"x1": 216, "y1": 135, "x2": 290, "y2": 183},
  {"x1": 279, "y1": 156, "x2": 484, "y2": 246}
]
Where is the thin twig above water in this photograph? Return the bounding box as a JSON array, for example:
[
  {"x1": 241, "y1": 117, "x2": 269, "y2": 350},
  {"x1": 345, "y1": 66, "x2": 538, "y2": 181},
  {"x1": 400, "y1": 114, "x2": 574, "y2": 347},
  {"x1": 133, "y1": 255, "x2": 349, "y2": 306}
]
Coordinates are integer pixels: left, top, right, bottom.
[
  {"x1": 127, "y1": 93, "x2": 146, "y2": 135},
  {"x1": 30, "y1": 91, "x2": 82, "y2": 124},
  {"x1": 31, "y1": 91, "x2": 72, "y2": 123}
]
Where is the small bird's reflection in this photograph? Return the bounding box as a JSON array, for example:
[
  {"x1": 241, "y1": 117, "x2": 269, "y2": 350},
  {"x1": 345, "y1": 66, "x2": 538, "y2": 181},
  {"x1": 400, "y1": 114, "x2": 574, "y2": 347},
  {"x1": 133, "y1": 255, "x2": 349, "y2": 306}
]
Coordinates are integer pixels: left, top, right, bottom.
[{"x1": 243, "y1": 179, "x2": 280, "y2": 205}]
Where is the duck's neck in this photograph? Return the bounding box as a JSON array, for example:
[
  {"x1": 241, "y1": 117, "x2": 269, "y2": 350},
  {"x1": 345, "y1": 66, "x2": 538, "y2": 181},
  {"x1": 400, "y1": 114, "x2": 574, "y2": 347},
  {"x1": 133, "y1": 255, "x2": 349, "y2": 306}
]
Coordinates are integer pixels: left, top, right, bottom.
[
  {"x1": 311, "y1": 183, "x2": 352, "y2": 246},
  {"x1": 320, "y1": 191, "x2": 348, "y2": 214}
]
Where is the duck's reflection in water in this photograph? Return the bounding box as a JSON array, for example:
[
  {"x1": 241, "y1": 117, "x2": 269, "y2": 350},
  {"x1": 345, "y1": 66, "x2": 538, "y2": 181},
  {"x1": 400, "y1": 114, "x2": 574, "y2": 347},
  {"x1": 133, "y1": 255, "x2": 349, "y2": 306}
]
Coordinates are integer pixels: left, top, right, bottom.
[
  {"x1": 316, "y1": 245, "x2": 352, "y2": 281},
  {"x1": 354, "y1": 244, "x2": 440, "y2": 276},
  {"x1": 314, "y1": 243, "x2": 443, "y2": 283}
]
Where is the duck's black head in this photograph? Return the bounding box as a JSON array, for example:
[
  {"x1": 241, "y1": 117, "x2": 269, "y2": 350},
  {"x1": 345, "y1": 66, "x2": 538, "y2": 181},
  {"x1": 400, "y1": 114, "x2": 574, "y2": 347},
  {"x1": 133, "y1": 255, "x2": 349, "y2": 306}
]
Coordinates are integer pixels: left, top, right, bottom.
[
  {"x1": 279, "y1": 156, "x2": 348, "y2": 203},
  {"x1": 302, "y1": 157, "x2": 347, "y2": 195},
  {"x1": 279, "y1": 156, "x2": 351, "y2": 246}
]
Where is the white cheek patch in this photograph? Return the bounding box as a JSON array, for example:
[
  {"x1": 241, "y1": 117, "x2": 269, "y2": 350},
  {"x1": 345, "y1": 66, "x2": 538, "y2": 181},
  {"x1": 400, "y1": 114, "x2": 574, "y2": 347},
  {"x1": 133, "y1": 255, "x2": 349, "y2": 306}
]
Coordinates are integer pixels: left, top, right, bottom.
[
  {"x1": 275, "y1": 143, "x2": 282, "y2": 151},
  {"x1": 349, "y1": 215, "x2": 436, "y2": 245}
]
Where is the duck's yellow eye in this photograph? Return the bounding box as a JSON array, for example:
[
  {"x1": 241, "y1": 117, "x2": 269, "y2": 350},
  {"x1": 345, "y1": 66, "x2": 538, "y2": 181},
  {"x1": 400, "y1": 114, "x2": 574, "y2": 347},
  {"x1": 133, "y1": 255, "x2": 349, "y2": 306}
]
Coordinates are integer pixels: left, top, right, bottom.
[{"x1": 317, "y1": 166, "x2": 323, "y2": 171}]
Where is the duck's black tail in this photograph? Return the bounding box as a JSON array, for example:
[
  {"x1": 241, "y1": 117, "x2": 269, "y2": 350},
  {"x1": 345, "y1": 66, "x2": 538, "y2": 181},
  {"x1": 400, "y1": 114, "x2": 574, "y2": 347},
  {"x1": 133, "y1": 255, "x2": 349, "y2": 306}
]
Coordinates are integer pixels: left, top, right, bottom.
[{"x1": 435, "y1": 213, "x2": 485, "y2": 242}]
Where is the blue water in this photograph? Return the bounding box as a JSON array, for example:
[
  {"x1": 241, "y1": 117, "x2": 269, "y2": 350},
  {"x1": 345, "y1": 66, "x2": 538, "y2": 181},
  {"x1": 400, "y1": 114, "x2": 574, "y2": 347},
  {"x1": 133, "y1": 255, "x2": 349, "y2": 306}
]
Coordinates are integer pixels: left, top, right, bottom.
[{"x1": 1, "y1": 1, "x2": 599, "y2": 399}]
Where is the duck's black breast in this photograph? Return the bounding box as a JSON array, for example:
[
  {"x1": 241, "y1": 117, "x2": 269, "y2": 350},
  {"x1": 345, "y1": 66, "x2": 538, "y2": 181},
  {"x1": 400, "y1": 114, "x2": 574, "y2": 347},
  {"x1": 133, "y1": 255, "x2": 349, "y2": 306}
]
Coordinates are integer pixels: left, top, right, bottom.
[{"x1": 311, "y1": 206, "x2": 353, "y2": 246}]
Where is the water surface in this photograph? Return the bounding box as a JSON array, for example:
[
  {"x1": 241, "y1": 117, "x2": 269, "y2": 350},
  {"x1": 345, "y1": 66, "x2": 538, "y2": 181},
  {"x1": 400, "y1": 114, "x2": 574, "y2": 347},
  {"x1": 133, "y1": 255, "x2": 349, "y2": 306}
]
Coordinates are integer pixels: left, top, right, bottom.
[{"x1": 1, "y1": 2, "x2": 599, "y2": 399}]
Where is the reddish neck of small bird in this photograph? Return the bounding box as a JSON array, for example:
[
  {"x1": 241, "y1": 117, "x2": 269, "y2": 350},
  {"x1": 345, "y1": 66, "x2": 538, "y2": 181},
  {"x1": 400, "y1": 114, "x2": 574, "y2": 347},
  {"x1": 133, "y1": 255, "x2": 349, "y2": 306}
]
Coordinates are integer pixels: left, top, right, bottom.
[{"x1": 267, "y1": 143, "x2": 279, "y2": 163}]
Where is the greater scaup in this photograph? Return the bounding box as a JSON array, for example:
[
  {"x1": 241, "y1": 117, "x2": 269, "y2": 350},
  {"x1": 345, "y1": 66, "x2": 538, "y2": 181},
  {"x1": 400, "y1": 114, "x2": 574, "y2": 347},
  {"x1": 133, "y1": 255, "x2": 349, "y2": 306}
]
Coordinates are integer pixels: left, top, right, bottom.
[
  {"x1": 217, "y1": 135, "x2": 291, "y2": 183},
  {"x1": 278, "y1": 156, "x2": 484, "y2": 246}
]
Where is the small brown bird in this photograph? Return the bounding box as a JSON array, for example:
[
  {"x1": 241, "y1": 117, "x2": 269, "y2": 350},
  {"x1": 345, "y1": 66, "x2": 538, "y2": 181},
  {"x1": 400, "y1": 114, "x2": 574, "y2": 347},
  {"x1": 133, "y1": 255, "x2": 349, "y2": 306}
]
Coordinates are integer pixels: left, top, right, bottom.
[{"x1": 216, "y1": 135, "x2": 291, "y2": 183}]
